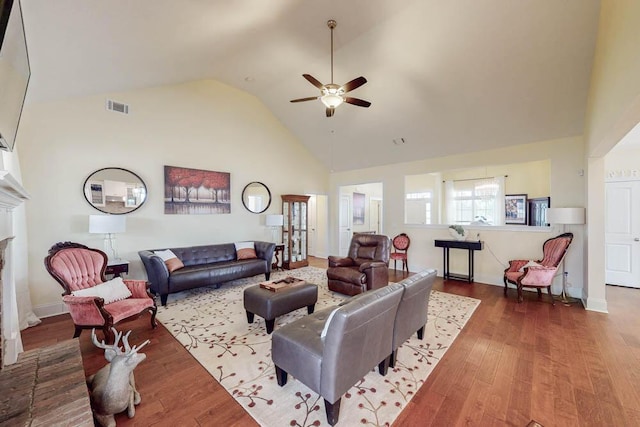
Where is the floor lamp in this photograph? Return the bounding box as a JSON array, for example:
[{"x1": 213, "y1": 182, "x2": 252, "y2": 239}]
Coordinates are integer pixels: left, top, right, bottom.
[
  {"x1": 89, "y1": 214, "x2": 126, "y2": 261},
  {"x1": 545, "y1": 207, "x2": 585, "y2": 304}
]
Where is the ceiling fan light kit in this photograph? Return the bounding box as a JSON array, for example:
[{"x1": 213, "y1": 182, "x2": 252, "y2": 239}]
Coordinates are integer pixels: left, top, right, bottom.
[{"x1": 291, "y1": 19, "x2": 370, "y2": 117}]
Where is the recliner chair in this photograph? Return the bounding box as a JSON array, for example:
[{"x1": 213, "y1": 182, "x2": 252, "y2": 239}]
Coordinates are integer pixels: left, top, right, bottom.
[{"x1": 326, "y1": 233, "x2": 390, "y2": 295}]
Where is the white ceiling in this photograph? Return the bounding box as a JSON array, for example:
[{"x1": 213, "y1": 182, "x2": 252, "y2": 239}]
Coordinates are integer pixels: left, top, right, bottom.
[{"x1": 21, "y1": 0, "x2": 601, "y2": 171}]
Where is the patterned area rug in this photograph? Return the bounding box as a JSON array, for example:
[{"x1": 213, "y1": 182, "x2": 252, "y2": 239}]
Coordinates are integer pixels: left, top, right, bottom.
[{"x1": 156, "y1": 267, "x2": 480, "y2": 426}]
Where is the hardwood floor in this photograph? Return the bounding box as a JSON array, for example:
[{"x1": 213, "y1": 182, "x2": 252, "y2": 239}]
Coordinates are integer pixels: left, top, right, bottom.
[{"x1": 21, "y1": 258, "x2": 640, "y2": 426}]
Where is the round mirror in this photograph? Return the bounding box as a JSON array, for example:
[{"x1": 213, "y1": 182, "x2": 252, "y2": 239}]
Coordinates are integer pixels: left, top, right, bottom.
[
  {"x1": 83, "y1": 167, "x2": 147, "y2": 214},
  {"x1": 242, "y1": 181, "x2": 271, "y2": 214}
]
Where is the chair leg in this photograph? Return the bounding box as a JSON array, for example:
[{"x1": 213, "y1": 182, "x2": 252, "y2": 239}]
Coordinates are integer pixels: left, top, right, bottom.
[
  {"x1": 404, "y1": 259, "x2": 409, "y2": 274},
  {"x1": 73, "y1": 326, "x2": 82, "y2": 338},
  {"x1": 503, "y1": 277, "x2": 508, "y2": 296},
  {"x1": 150, "y1": 306, "x2": 158, "y2": 329},
  {"x1": 547, "y1": 286, "x2": 555, "y2": 306},
  {"x1": 275, "y1": 365, "x2": 288, "y2": 386},
  {"x1": 394, "y1": 259, "x2": 397, "y2": 271},
  {"x1": 537, "y1": 288, "x2": 542, "y2": 298},
  {"x1": 517, "y1": 283, "x2": 524, "y2": 303},
  {"x1": 389, "y1": 350, "x2": 397, "y2": 368},
  {"x1": 416, "y1": 325, "x2": 425, "y2": 340},
  {"x1": 324, "y1": 398, "x2": 342, "y2": 426},
  {"x1": 378, "y1": 356, "x2": 390, "y2": 375}
]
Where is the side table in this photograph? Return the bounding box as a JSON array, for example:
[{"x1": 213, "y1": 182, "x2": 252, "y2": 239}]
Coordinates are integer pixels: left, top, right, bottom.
[
  {"x1": 106, "y1": 260, "x2": 129, "y2": 278},
  {"x1": 272, "y1": 244, "x2": 285, "y2": 271}
]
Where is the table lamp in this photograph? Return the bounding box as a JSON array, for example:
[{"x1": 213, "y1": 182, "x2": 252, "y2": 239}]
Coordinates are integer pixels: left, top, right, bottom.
[
  {"x1": 265, "y1": 214, "x2": 284, "y2": 243},
  {"x1": 545, "y1": 207, "x2": 585, "y2": 304},
  {"x1": 89, "y1": 214, "x2": 126, "y2": 260}
]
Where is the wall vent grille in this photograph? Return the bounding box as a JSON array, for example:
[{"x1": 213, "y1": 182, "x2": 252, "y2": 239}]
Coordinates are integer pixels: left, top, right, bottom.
[{"x1": 106, "y1": 99, "x2": 129, "y2": 114}]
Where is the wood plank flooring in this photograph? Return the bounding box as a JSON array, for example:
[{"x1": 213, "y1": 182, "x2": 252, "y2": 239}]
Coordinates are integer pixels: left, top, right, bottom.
[{"x1": 21, "y1": 259, "x2": 640, "y2": 426}]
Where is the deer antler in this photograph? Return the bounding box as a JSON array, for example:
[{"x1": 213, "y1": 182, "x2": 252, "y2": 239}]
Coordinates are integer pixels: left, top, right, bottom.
[{"x1": 119, "y1": 329, "x2": 150, "y2": 358}]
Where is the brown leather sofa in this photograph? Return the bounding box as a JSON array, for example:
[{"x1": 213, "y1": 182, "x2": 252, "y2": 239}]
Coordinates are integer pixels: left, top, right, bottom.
[{"x1": 326, "y1": 233, "x2": 390, "y2": 295}]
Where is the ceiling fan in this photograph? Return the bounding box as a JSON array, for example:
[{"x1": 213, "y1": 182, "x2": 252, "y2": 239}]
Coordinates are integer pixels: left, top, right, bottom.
[{"x1": 290, "y1": 20, "x2": 371, "y2": 117}]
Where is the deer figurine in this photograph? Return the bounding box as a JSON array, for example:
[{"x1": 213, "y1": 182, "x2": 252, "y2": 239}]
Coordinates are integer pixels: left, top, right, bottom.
[{"x1": 88, "y1": 328, "x2": 150, "y2": 427}]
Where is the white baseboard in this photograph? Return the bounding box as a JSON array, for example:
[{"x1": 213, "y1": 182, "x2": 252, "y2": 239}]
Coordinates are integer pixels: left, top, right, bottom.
[
  {"x1": 584, "y1": 297, "x2": 608, "y2": 313},
  {"x1": 33, "y1": 302, "x2": 68, "y2": 319}
]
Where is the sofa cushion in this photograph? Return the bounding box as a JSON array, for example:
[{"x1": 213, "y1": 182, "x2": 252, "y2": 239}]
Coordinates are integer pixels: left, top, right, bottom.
[
  {"x1": 71, "y1": 277, "x2": 132, "y2": 304},
  {"x1": 235, "y1": 241, "x2": 257, "y2": 260},
  {"x1": 154, "y1": 249, "x2": 185, "y2": 272}
]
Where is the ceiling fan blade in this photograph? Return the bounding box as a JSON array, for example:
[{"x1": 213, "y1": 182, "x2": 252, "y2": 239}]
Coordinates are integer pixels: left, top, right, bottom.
[
  {"x1": 290, "y1": 96, "x2": 318, "y2": 103},
  {"x1": 341, "y1": 76, "x2": 367, "y2": 93},
  {"x1": 303, "y1": 74, "x2": 324, "y2": 89},
  {"x1": 326, "y1": 107, "x2": 335, "y2": 117},
  {"x1": 344, "y1": 97, "x2": 371, "y2": 108}
]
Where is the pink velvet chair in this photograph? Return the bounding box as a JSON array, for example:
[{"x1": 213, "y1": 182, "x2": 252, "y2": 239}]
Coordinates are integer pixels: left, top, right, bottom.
[
  {"x1": 390, "y1": 233, "x2": 410, "y2": 274},
  {"x1": 45, "y1": 242, "x2": 157, "y2": 341},
  {"x1": 503, "y1": 233, "x2": 573, "y2": 304}
]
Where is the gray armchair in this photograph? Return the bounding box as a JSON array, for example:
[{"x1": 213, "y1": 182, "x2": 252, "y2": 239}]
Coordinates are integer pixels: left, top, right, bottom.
[
  {"x1": 326, "y1": 233, "x2": 390, "y2": 295},
  {"x1": 390, "y1": 269, "x2": 437, "y2": 367},
  {"x1": 271, "y1": 283, "x2": 404, "y2": 426}
]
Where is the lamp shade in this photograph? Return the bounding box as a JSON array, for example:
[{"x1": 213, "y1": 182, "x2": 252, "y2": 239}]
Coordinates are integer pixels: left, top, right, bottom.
[
  {"x1": 265, "y1": 214, "x2": 284, "y2": 227},
  {"x1": 89, "y1": 215, "x2": 126, "y2": 234},
  {"x1": 545, "y1": 208, "x2": 585, "y2": 225}
]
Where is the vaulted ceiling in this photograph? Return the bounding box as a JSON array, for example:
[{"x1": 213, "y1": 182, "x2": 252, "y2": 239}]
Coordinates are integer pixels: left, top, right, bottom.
[{"x1": 22, "y1": 0, "x2": 601, "y2": 171}]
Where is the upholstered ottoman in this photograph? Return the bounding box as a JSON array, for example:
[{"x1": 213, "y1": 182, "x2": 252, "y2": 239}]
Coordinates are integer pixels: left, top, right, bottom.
[{"x1": 243, "y1": 283, "x2": 318, "y2": 333}]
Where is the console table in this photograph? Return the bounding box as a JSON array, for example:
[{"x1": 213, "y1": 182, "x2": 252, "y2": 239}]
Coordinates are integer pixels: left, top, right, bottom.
[{"x1": 434, "y1": 239, "x2": 484, "y2": 283}]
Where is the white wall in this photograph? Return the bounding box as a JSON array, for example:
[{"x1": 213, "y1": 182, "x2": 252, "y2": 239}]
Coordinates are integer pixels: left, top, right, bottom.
[
  {"x1": 18, "y1": 79, "x2": 328, "y2": 316},
  {"x1": 329, "y1": 136, "x2": 586, "y2": 297},
  {"x1": 582, "y1": 0, "x2": 640, "y2": 312}
]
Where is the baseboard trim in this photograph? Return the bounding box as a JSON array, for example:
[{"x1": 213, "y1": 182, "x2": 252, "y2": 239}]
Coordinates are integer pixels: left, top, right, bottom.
[
  {"x1": 584, "y1": 297, "x2": 608, "y2": 313},
  {"x1": 33, "y1": 302, "x2": 68, "y2": 319}
]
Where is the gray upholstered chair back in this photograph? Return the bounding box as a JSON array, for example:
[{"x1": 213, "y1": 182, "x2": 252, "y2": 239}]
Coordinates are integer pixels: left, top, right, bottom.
[
  {"x1": 320, "y1": 283, "x2": 404, "y2": 402},
  {"x1": 392, "y1": 269, "x2": 437, "y2": 351},
  {"x1": 347, "y1": 233, "x2": 391, "y2": 265}
]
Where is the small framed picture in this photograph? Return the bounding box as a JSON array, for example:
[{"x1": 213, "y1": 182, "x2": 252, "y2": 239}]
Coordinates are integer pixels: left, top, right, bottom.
[{"x1": 505, "y1": 194, "x2": 528, "y2": 224}]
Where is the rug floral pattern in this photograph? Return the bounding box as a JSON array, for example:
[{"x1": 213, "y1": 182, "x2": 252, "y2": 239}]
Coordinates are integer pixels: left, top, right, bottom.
[{"x1": 156, "y1": 267, "x2": 479, "y2": 426}]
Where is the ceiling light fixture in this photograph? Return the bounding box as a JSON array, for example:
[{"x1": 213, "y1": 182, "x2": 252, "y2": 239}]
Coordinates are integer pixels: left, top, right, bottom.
[{"x1": 290, "y1": 20, "x2": 370, "y2": 117}]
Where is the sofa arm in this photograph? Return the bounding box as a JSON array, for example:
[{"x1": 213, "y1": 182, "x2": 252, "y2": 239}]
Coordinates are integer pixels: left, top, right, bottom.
[
  {"x1": 359, "y1": 261, "x2": 389, "y2": 290},
  {"x1": 328, "y1": 256, "x2": 355, "y2": 268},
  {"x1": 254, "y1": 241, "x2": 276, "y2": 270},
  {"x1": 62, "y1": 295, "x2": 108, "y2": 326},
  {"x1": 138, "y1": 250, "x2": 170, "y2": 296}
]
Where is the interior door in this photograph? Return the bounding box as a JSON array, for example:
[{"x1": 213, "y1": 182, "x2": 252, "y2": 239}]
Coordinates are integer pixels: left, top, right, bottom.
[
  {"x1": 307, "y1": 195, "x2": 317, "y2": 257},
  {"x1": 605, "y1": 181, "x2": 640, "y2": 288},
  {"x1": 339, "y1": 194, "x2": 352, "y2": 256},
  {"x1": 370, "y1": 198, "x2": 381, "y2": 234}
]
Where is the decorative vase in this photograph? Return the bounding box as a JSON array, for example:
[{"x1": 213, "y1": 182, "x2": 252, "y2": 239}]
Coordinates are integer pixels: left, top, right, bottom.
[{"x1": 449, "y1": 228, "x2": 467, "y2": 241}]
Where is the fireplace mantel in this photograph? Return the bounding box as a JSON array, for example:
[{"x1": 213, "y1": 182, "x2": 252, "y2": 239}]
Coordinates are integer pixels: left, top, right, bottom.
[
  {"x1": 0, "y1": 171, "x2": 29, "y2": 209},
  {"x1": 0, "y1": 170, "x2": 29, "y2": 367}
]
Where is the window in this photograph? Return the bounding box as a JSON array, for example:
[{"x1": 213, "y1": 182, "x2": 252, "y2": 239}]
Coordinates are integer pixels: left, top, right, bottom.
[
  {"x1": 445, "y1": 177, "x2": 505, "y2": 225},
  {"x1": 405, "y1": 191, "x2": 433, "y2": 224}
]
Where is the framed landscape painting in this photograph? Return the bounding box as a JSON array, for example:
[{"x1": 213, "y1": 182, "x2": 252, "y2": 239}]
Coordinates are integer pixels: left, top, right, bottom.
[
  {"x1": 505, "y1": 194, "x2": 527, "y2": 224},
  {"x1": 164, "y1": 165, "x2": 231, "y2": 214}
]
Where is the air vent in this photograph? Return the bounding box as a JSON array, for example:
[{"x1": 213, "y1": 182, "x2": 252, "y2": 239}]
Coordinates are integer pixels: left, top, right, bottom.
[{"x1": 106, "y1": 99, "x2": 130, "y2": 114}]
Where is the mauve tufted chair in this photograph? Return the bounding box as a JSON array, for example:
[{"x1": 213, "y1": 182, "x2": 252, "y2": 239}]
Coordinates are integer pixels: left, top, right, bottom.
[
  {"x1": 503, "y1": 233, "x2": 574, "y2": 304},
  {"x1": 45, "y1": 242, "x2": 157, "y2": 341}
]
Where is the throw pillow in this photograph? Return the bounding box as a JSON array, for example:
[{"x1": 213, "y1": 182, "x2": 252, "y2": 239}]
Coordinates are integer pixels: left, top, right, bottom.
[
  {"x1": 71, "y1": 277, "x2": 132, "y2": 304},
  {"x1": 235, "y1": 241, "x2": 257, "y2": 260},
  {"x1": 519, "y1": 260, "x2": 542, "y2": 272},
  {"x1": 154, "y1": 249, "x2": 185, "y2": 272}
]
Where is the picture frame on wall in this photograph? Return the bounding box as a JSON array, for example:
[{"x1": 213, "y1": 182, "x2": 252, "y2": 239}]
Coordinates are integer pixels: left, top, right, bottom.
[
  {"x1": 505, "y1": 194, "x2": 528, "y2": 224},
  {"x1": 528, "y1": 197, "x2": 550, "y2": 226}
]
